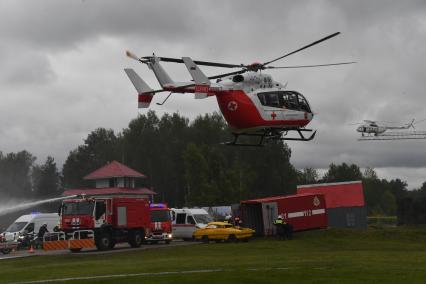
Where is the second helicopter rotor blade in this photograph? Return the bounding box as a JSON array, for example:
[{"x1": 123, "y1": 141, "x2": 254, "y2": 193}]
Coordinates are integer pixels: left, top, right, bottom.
[
  {"x1": 142, "y1": 56, "x2": 244, "y2": 68},
  {"x1": 208, "y1": 69, "x2": 247, "y2": 80},
  {"x1": 265, "y1": 61, "x2": 356, "y2": 69},
  {"x1": 262, "y1": 32, "x2": 341, "y2": 67}
]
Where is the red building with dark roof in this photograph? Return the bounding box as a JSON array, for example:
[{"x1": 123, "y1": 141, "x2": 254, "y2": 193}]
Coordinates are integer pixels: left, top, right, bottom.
[{"x1": 63, "y1": 161, "x2": 156, "y2": 200}]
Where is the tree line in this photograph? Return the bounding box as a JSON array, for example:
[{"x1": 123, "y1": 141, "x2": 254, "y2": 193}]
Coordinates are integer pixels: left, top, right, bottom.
[
  {"x1": 0, "y1": 151, "x2": 60, "y2": 200},
  {"x1": 0, "y1": 111, "x2": 425, "y2": 223}
]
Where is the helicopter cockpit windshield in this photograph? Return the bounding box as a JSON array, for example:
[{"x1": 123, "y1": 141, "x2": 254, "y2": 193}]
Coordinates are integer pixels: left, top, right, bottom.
[{"x1": 257, "y1": 91, "x2": 312, "y2": 113}]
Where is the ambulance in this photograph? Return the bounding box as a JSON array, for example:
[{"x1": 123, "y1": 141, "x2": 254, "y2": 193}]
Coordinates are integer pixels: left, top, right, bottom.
[
  {"x1": 1, "y1": 213, "x2": 59, "y2": 242},
  {"x1": 171, "y1": 208, "x2": 213, "y2": 240}
]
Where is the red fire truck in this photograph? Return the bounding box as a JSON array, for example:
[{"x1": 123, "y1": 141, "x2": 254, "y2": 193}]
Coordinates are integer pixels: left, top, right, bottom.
[
  {"x1": 44, "y1": 196, "x2": 151, "y2": 252},
  {"x1": 146, "y1": 203, "x2": 173, "y2": 244}
]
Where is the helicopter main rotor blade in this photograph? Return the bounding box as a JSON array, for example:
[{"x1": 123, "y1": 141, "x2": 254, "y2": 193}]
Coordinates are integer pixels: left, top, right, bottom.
[
  {"x1": 142, "y1": 56, "x2": 243, "y2": 68},
  {"x1": 265, "y1": 61, "x2": 356, "y2": 69},
  {"x1": 262, "y1": 32, "x2": 341, "y2": 67},
  {"x1": 208, "y1": 69, "x2": 247, "y2": 80}
]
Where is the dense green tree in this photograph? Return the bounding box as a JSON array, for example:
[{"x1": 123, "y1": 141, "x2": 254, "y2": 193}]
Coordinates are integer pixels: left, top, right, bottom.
[
  {"x1": 0, "y1": 150, "x2": 35, "y2": 198},
  {"x1": 62, "y1": 128, "x2": 120, "y2": 188},
  {"x1": 32, "y1": 156, "x2": 61, "y2": 197},
  {"x1": 60, "y1": 111, "x2": 298, "y2": 206},
  {"x1": 182, "y1": 143, "x2": 211, "y2": 206},
  {"x1": 298, "y1": 168, "x2": 319, "y2": 185},
  {"x1": 322, "y1": 163, "x2": 363, "y2": 182}
]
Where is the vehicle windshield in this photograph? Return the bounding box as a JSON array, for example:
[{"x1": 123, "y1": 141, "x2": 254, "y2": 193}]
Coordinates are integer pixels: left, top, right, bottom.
[
  {"x1": 151, "y1": 210, "x2": 171, "y2": 222},
  {"x1": 62, "y1": 202, "x2": 94, "y2": 216},
  {"x1": 6, "y1": 222, "x2": 28, "y2": 232},
  {"x1": 193, "y1": 214, "x2": 213, "y2": 224},
  {"x1": 257, "y1": 91, "x2": 311, "y2": 112}
]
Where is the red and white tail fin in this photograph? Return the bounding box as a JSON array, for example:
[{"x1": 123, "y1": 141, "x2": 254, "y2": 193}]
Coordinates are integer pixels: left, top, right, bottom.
[
  {"x1": 182, "y1": 57, "x2": 211, "y2": 99},
  {"x1": 124, "y1": 68, "x2": 155, "y2": 108}
]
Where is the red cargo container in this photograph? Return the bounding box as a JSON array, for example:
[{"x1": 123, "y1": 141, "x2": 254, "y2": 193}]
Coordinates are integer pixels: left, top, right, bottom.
[
  {"x1": 297, "y1": 181, "x2": 367, "y2": 228},
  {"x1": 241, "y1": 193, "x2": 327, "y2": 235},
  {"x1": 297, "y1": 181, "x2": 365, "y2": 208}
]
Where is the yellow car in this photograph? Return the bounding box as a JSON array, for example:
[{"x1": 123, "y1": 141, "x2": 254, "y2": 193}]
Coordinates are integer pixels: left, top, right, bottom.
[{"x1": 193, "y1": 222, "x2": 254, "y2": 243}]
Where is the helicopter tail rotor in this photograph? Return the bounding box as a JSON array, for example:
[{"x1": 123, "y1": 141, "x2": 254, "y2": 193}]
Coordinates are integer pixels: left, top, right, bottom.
[{"x1": 126, "y1": 50, "x2": 149, "y2": 64}]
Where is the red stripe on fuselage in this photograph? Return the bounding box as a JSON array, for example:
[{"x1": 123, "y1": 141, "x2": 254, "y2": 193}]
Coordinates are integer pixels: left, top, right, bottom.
[{"x1": 138, "y1": 94, "x2": 153, "y2": 103}]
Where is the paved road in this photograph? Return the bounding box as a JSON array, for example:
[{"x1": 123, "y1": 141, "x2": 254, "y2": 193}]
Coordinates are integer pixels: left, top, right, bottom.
[{"x1": 0, "y1": 240, "x2": 198, "y2": 260}]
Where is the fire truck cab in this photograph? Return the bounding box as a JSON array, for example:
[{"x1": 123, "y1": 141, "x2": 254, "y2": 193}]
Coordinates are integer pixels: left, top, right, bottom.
[
  {"x1": 47, "y1": 196, "x2": 151, "y2": 252},
  {"x1": 145, "y1": 203, "x2": 173, "y2": 244}
]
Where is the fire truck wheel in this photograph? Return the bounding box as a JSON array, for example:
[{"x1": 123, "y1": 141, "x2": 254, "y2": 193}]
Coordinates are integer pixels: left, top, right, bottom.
[
  {"x1": 129, "y1": 231, "x2": 143, "y2": 248},
  {"x1": 96, "y1": 233, "x2": 112, "y2": 251}
]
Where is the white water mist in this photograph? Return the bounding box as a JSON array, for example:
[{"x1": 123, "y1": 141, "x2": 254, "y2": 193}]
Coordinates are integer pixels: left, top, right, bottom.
[{"x1": 0, "y1": 195, "x2": 76, "y2": 216}]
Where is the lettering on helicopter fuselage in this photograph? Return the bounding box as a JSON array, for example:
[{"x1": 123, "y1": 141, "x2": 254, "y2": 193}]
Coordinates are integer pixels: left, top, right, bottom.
[{"x1": 195, "y1": 85, "x2": 210, "y2": 93}]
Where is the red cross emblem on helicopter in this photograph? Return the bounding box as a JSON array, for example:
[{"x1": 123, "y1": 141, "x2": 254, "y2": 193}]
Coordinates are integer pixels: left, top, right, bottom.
[
  {"x1": 227, "y1": 101, "x2": 238, "y2": 111},
  {"x1": 271, "y1": 112, "x2": 277, "y2": 120}
]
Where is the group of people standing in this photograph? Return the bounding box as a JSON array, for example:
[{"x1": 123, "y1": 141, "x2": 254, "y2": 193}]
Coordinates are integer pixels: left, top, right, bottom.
[
  {"x1": 273, "y1": 215, "x2": 293, "y2": 240},
  {"x1": 224, "y1": 213, "x2": 293, "y2": 240}
]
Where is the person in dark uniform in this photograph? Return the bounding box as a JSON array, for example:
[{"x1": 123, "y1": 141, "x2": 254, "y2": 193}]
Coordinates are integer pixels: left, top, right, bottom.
[
  {"x1": 283, "y1": 221, "x2": 293, "y2": 240},
  {"x1": 233, "y1": 216, "x2": 243, "y2": 227},
  {"x1": 35, "y1": 223, "x2": 49, "y2": 248},
  {"x1": 273, "y1": 215, "x2": 285, "y2": 239}
]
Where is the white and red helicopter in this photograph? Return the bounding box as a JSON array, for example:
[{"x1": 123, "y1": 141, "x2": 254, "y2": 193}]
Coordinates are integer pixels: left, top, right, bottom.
[{"x1": 125, "y1": 32, "x2": 354, "y2": 146}]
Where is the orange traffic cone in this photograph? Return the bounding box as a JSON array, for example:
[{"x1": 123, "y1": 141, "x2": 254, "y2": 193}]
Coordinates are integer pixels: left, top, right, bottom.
[{"x1": 28, "y1": 245, "x2": 35, "y2": 253}]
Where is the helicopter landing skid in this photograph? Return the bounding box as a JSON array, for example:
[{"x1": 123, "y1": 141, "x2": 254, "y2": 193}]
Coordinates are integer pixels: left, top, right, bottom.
[{"x1": 224, "y1": 129, "x2": 316, "y2": 147}]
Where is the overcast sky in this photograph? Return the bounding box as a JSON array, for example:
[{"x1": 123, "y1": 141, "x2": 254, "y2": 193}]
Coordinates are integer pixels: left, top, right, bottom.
[{"x1": 1, "y1": 0, "x2": 426, "y2": 189}]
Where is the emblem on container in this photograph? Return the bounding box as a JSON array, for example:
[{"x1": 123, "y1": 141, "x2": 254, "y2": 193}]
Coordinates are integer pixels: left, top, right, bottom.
[{"x1": 313, "y1": 196, "x2": 320, "y2": 207}]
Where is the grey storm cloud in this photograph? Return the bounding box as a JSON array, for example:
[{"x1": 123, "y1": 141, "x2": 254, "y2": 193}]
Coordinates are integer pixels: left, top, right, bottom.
[
  {"x1": 0, "y1": 0, "x2": 203, "y2": 48},
  {"x1": 1, "y1": 0, "x2": 426, "y2": 188}
]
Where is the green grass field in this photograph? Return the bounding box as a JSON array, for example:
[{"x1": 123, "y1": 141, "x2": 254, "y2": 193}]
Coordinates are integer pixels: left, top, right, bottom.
[{"x1": 1, "y1": 226, "x2": 426, "y2": 284}]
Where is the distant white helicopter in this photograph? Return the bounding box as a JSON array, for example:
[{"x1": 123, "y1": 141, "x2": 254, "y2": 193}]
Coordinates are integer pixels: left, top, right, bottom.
[
  {"x1": 355, "y1": 119, "x2": 426, "y2": 141},
  {"x1": 356, "y1": 119, "x2": 414, "y2": 136}
]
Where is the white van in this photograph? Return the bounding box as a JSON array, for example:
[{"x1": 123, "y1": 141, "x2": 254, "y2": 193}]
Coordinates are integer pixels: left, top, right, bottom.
[
  {"x1": 171, "y1": 208, "x2": 213, "y2": 240},
  {"x1": 2, "y1": 213, "x2": 60, "y2": 242}
]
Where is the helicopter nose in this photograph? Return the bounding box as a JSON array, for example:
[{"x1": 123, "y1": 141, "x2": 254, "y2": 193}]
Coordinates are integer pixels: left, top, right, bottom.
[{"x1": 356, "y1": 126, "x2": 362, "y2": 132}]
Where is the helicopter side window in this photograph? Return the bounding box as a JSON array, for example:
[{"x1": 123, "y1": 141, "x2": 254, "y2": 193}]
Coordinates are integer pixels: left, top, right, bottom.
[
  {"x1": 284, "y1": 92, "x2": 299, "y2": 110},
  {"x1": 258, "y1": 93, "x2": 266, "y2": 105},
  {"x1": 281, "y1": 93, "x2": 291, "y2": 109},
  {"x1": 258, "y1": 92, "x2": 282, "y2": 108},
  {"x1": 265, "y1": 93, "x2": 280, "y2": 107},
  {"x1": 297, "y1": 94, "x2": 311, "y2": 113}
]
